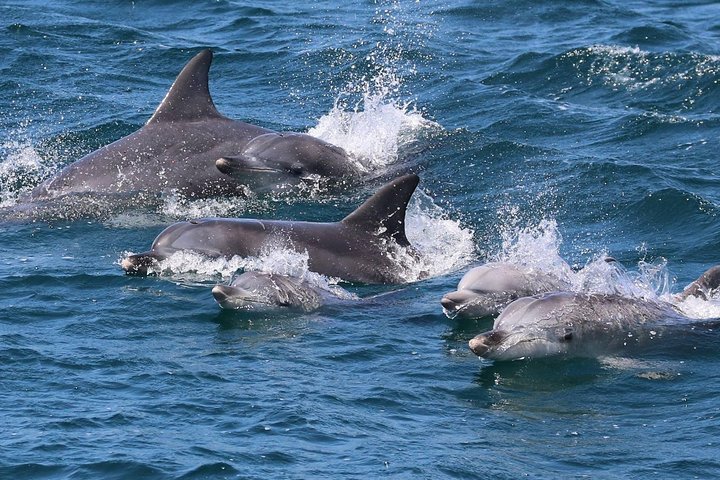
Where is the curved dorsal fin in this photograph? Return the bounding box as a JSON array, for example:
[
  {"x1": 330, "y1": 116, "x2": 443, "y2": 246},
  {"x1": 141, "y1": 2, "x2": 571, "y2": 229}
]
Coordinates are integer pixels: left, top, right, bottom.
[
  {"x1": 147, "y1": 49, "x2": 223, "y2": 124},
  {"x1": 342, "y1": 174, "x2": 419, "y2": 246}
]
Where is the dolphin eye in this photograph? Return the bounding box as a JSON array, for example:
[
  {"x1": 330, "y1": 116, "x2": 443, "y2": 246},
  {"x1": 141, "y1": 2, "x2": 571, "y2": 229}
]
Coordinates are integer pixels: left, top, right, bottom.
[{"x1": 288, "y1": 163, "x2": 304, "y2": 175}]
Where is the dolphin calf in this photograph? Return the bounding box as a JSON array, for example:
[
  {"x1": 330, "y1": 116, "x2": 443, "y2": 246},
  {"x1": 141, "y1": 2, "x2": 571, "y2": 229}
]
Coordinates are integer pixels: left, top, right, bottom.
[
  {"x1": 122, "y1": 174, "x2": 421, "y2": 284},
  {"x1": 441, "y1": 262, "x2": 570, "y2": 319},
  {"x1": 16, "y1": 49, "x2": 358, "y2": 216},
  {"x1": 212, "y1": 272, "x2": 325, "y2": 311},
  {"x1": 468, "y1": 264, "x2": 720, "y2": 361}
]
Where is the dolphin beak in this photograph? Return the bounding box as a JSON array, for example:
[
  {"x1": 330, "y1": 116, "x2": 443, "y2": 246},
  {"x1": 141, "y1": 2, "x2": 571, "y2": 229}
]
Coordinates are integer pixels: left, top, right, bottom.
[
  {"x1": 469, "y1": 334, "x2": 490, "y2": 357},
  {"x1": 441, "y1": 290, "x2": 469, "y2": 313},
  {"x1": 121, "y1": 252, "x2": 160, "y2": 276},
  {"x1": 211, "y1": 285, "x2": 233, "y2": 304},
  {"x1": 469, "y1": 330, "x2": 507, "y2": 358},
  {"x1": 212, "y1": 284, "x2": 259, "y2": 310},
  {"x1": 441, "y1": 290, "x2": 488, "y2": 319},
  {"x1": 215, "y1": 156, "x2": 279, "y2": 175}
]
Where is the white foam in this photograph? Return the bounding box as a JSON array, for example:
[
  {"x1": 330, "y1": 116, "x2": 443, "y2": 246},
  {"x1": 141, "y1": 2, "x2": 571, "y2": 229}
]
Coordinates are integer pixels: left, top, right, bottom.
[
  {"x1": 308, "y1": 94, "x2": 439, "y2": 170},
  {"x1": 0, "y1": 136, "x2": 54, "y2": 207},
  {"x1": 402, "y1": 189, "x2": 476, "y2": 281},
  {"x1": 491, "y1": 218, "x2": 676, "y2": 300},
  {"x1": 160, "y1": 191, "x2": 253, "y2": 220}
]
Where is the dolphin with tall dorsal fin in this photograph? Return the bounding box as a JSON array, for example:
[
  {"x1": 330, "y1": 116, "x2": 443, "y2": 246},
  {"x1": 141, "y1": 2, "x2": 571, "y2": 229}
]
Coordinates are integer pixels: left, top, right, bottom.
[
  {"x1": 20, "y1": 50, "x2": 359, "y2": 213},
  {"x1": 121, "y1": 174, "x2": 422, "y2": 284}
]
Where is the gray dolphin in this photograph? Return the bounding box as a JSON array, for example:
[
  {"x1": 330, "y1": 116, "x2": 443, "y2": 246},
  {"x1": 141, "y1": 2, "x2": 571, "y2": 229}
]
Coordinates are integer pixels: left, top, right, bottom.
[
  {"x1": 441, "y1": 263, "x2": 570, "y2": 319},
  {"x1": 212, "y1": 272, "x2": 325, "y2": 311},
  {"x1": 215, "y1": 132, "x2": 359, "y2": 188},
  {"x1": 468, "y1": 264, "x2": 720, "y2": 361},
  {"x1": 21, "y1": 50, "x2": 359, "y2": 209},
  {"x1": 121, "y1": 174, "x2": 421, "y2": 284}
]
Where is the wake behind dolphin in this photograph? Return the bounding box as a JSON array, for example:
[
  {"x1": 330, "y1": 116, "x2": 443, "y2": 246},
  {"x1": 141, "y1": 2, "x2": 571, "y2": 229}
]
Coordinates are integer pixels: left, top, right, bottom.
[
  {"x1": 4, "y1": 50, "x2": 360, "y2": 220},
  {"x1": 122, "y1": 174, "x2": 423, "y2": 284}
]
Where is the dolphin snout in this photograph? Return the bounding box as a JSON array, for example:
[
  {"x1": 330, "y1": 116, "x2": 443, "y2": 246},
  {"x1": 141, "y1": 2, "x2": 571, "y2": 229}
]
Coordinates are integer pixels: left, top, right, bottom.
[
  {"x1": 441, "y1": 290, "x2": 472, "y2": 311},
  {"x1": 212, "y1": 285, "x2": 233, "y2": 303},
  {"x1": 440, "y1": 294, "x2": 459, "y2": 311},
  {"x1": 121, "y1": 252, "x2": 160, "y2": 276},
  {"x1": 469, "y1": 334, "x2": 490, "y2": 357}
]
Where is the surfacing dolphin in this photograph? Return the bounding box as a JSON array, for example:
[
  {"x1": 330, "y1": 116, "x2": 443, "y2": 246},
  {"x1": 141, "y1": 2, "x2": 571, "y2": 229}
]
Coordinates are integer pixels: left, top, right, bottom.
[
  {"x1": 11, "y1": 49, "x2": 359, "y2": 218},
  {"x1": 440, "y1": 262, "x2": 570, "y2": 319},
  {"x1": 122, "y1": 174, "x2": 422, "y2": 284},
  {"x1": 212, "y1": 272, "x2": 326, "y2": 312},
  {"x1": 468, "y1": 264, "x2": 720, "y2": 361}
]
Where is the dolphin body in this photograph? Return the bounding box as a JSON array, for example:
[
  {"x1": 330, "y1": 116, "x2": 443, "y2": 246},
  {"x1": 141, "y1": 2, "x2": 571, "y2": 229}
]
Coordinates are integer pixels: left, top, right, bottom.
[
  {"x1": 212, "y1": 272, "x2": 326, "y2": 312},
  {"x1": 121, "y1": 174, "x2": 421, "y2": 284},
  {"x1": 10, "y1": 50, "x2": 358, "y2": 219},
  {"x1": 440, "y1": 262, "x2": 570, "y2": 319},
  {"x1": 468, "y1": 264, "x2": 720, "y2": 361}
]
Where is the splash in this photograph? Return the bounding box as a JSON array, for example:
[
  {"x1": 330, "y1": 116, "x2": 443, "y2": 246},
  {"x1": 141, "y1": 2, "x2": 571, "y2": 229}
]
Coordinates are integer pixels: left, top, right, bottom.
[
  {"x1": 674, "y1": 295, "x2": 720, "y2": 320},
  {"x1": 308, "y1": 95, "x2": 439, "y2": 170},
  {"x1": 0, "y1": 136, "x2": 55, "y2": 207},
  {"x1": 307, "y1": 1, "x2": 441, "y2": 170},
  {"x1": 121, "y1": 243, "x2": 357, "y2": 301},
  {"x1": 491, "y1": 218, "x2": 677, "y2": 299},
  {"x1": 402, "y1": 189, "x2": 476, "y2": 281},
  {"x1": 493, "y1": 218, "x2": 574, "y2": 280},
  {"x1": 160, "y1": 191, "x2": 254, "y2": 220}
]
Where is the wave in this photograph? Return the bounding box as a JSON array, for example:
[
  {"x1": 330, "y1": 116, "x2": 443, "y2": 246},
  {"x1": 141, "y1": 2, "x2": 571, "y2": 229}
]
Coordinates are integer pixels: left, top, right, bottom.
[{"x1": 484, "y1": 44, "x2": 720, "y2": 115}]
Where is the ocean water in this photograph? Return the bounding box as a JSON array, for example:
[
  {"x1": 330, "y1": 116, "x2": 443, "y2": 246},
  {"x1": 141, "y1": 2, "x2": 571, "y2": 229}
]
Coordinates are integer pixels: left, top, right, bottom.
[{"x1": 2, "y1": 0, "x2": 720, "y2": 478}]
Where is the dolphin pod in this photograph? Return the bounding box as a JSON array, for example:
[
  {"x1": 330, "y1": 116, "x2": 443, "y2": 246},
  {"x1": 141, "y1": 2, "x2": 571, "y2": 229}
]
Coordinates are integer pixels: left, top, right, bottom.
[
  {"x1": 122, "y1": 174, "x2": 421, "y2": 284},
  {"x1": 7, "y1": 50, "x2": 359, "y2": 220},
  {"x1": 466, "y1": 264, "x2": 720, "y2": 361}
]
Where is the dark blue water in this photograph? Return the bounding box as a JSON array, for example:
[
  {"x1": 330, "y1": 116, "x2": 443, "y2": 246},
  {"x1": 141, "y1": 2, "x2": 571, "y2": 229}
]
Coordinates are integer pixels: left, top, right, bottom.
[{"x1": 3, "y1": 1, "x2": 720, "y2": 478}]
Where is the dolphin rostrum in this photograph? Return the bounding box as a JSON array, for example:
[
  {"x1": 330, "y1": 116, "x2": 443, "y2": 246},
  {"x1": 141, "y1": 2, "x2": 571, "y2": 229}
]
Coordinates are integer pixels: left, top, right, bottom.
[
  {"x1": 122, "y1": 174, "x2": 421, "y2": 284},
  {"x1": 17, "y1": 50, "x2": 359, "y2": 216}
]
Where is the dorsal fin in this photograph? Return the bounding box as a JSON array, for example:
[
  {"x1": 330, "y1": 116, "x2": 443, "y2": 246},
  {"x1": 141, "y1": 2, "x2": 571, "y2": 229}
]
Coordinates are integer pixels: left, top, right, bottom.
[
  {"x1": 147, "y1": 49, "x2": 223, "y2": 124},
  {"x1": 342, "y1": 174, "x2": 419, "y2": 246}
]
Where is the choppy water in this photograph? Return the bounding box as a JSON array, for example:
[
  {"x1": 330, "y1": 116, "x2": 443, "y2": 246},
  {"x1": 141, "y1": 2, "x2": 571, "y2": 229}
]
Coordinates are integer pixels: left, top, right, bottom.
[{"x1": 3, "y1": 1, "x2": 720, "y2": 478}]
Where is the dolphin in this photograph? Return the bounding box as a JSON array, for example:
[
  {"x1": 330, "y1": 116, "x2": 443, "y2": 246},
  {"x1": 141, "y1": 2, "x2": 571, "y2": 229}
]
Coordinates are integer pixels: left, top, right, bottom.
[
  {"x1": 212, "y1": 272, "x2": 325, "y2": 311},
  {"x1": 121, "y1": 174, "x2": 421, "y2": 284},
  {"x1": 468, "y1": 264, "x2": 720, "y2": 361},
  {"x1": 215, "y1": 132, "x2": 360, "y2": 189},
  {"x1": 18, "y1": 49, "x2": 359, "y2": 212},
  {"x1": 440, "y1": 262, "x2": 570, "y2": 319}
]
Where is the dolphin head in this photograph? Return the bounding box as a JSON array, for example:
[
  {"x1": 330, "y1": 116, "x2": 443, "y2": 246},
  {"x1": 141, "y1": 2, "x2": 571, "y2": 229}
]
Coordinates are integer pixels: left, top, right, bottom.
[
  {"x1": 212, "y1": 272, "x2": 322, "y2": 311},
  {"x1": 216, "y1": 132, "x2": 358, "y2": 181},
  {"x1": 468, "y1": 293, "x2": 577, "y2": 360},
  {"x1": 121, "y1": 219, "x2": 242, "y2": 275},
  {"x1": 441, "y1": 263, "x2": 545, "y2": 319}
]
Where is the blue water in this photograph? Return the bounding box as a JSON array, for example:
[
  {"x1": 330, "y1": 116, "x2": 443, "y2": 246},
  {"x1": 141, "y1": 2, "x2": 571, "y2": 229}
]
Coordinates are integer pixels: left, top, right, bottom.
[{"x1": 3, "y1": 1, "x2": 720, "y2": 478}]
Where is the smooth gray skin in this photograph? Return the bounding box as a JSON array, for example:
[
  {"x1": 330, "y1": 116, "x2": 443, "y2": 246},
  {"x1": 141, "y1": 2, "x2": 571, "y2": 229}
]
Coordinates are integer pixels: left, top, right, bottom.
[
  {"x1": 122, "y1": 174, "x2": 421, "y2": 284},
  {"x1": 468, "y1": 292, "x2": 682, "y2": 361},
  {"x1": 441, "y1": 263, "x2": 570, "y2": 319},
  {"x1": 212, "y1": 272, "x2": 324, "y2": 312},
  {"x1": 24, "y1": 49, "x2": 359, "y2": 205},
  {"x1": 215, "y1": 132, "x2": 358, "y2": 189}
]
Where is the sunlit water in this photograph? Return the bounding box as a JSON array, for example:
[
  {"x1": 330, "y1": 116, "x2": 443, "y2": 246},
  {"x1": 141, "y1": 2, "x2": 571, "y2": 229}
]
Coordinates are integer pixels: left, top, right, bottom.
[{"x1": 2, "y1": 1, "x2": 720, "y2": 478}]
